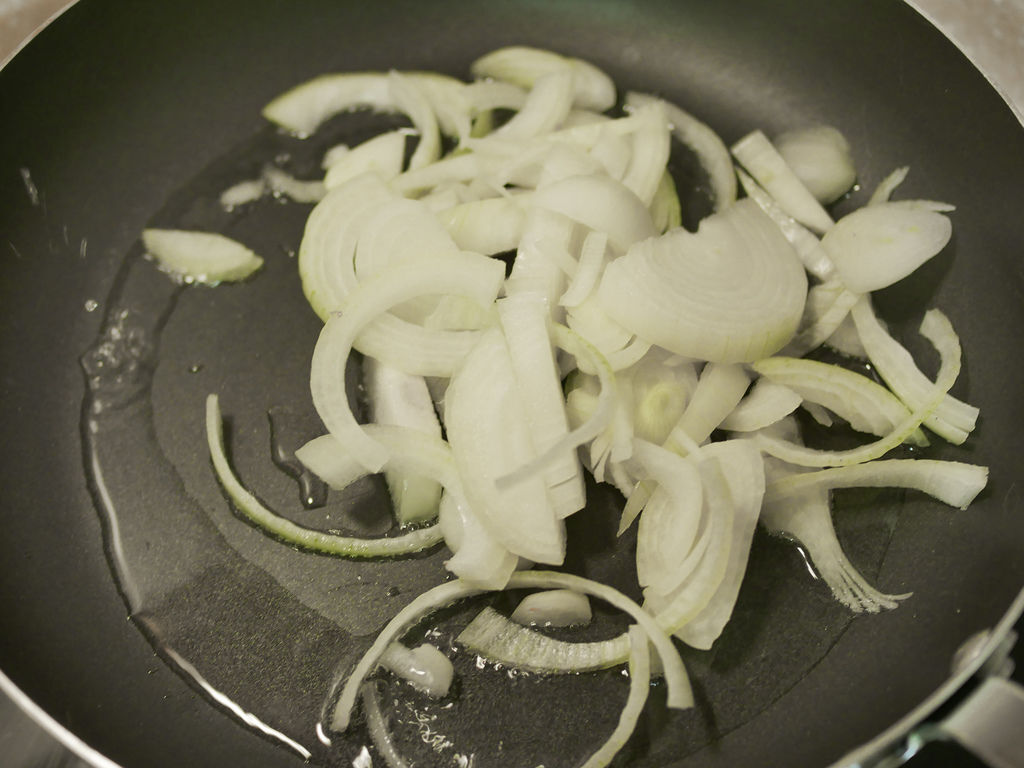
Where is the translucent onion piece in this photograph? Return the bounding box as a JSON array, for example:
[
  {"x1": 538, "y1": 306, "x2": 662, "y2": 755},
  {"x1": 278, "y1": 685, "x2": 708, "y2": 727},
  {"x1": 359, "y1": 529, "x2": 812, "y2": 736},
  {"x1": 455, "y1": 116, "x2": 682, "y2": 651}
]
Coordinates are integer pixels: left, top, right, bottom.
[
  {"x1": 458, "y1": 606, "x2": 629, "y2": 673},
  {"x1": 868, "y1": 165, "x2": 910, "y2": 205},
  {"x1": 505, "y1": 207, "x2": 574, "y2": 310},
  {"x1": 754, "y1": 308, "x2": 963, "y2": 466},
  {"x1": 579, "y1": 626, "x2": 651, "y2": 768},
  {"x1": 532, "y1": 173, "x2": 656, "y2": 252},
  {"x1": 310, "y1": 252, "x2": 504, "y2": 472},
  {"x1": 752, "y1": 356, "x2": 929, "y2": 446},
  {"x1": 731, "y1": 129, "x2": 835, "y2": 234},
  {"x1": 261, "y1": 71, "x2": 467, "y2": 139},
  {"x1": 470, "y1": 46, "x2": 617, "y2": 112},
  {"x1": 642, "y1": 458, "x2": 735, "y2": 634},
  {"x1": 436, "y1": 196, "x2": 528, "y2": 255},
  {"x1": 781, "y1": 279, "x2": 861, "y2": 358},
  {"x1": 261, "y1": 166, "x2": 326, "y2": 203},
  {"x1": 510, "y1": 589, "x2": 592, "y2": 627},
  {"x1": 666, "y1": 362, "x2": 751, "y2": 449},
  {"x1": 378, "y1": 642, "x2": 454, "y2": 697},
  {"x1": 634, "y1": 441, "x2": 704, "y2": 594},
  {"x1": 498, "y1": 293, "x2": 586, "y2": 518},
  {"x1": 438, "y1": 491, "x2": 519, "y2": 589},
  {"x1": 735, "y1": 167, "x2": 835, "y2": 280},
  {"x1": 559, "y1": 230, "x2": 609, "y2": 308},
  {"x1": 650, "y1": 170, "x2": 683, "y2": 232},
  {"x1": 323, "y1": 130, "x2": 407, "y2": 190},
  {"x1": 628, "y1": 92, "x2": 737, "y2": 211},
  {"x1": 850, "y1": 296, "x2": 978, "y2": 443},
  {"x1": 207, "y1": 396, "x2": 444, "y2": 557},
  {"x1": 361, "y1": 683, "x2": 411, "y2": 768},
  {"x1": 773, "y1": 125, "x2": 857, "y2": 204},
  {"x1": 330, "y1": 570, "x2": 692, "y2": 731},
  {"x1": 822, "y1": 202, "x2": 952, "y2": 293},
  {"x1": 493, "y1": 70, "x2": 575, "y2": 140},
  {"x1": 598, "y1": 199, "x2": 808, "y2": 363},
  {"x1": 718, "y1": 379, "x2": 803, "y2": 433},
  {"x1": 673, "y1": 440, "x2": 765, "y2": 649},
  {"x1": 761, "y1": 465, "x2": 910, "y2": 613},
  {"x1": 764, "y1": 459, "x2": 988, "y2": 511},
  {"x1": 142, "y1": 229, "x2": 263, "y2": 284},
  {"x1": 445, "y1": 327, "x2": 564, "y2": 565},
  {"x1": 364, "y1": 357, "x2": 443, "y2": 525},
  {"x1": 298, "y1": 173, "x2": 396, "y2": 320},
  {"x1": 619, "y1": 100, "x2": 672, "y2": 206}
]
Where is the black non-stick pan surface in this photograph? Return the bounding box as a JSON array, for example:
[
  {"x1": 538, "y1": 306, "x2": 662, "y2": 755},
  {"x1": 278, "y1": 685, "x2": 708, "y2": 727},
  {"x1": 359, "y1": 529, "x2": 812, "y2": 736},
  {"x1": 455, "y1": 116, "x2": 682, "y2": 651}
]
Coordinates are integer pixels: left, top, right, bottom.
[{"x1": 1, "y1": 1, "x2": 1022, "y2": 766}]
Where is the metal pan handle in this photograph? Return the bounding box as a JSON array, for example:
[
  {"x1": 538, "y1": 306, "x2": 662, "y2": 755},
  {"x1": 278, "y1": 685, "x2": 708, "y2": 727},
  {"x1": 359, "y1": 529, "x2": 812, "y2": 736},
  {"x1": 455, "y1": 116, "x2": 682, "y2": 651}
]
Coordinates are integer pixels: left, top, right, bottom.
[{"x1": 938, "y1": 675, "x2": 1024, "y2": 768}]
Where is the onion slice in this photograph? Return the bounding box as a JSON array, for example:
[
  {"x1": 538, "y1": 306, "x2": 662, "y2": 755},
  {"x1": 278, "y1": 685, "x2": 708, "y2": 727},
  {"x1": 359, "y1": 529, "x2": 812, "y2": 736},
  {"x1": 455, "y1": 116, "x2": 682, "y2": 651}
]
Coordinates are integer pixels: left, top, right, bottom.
[{"x1": 597, "y1": 199, "x2": 807, "y2": 363}]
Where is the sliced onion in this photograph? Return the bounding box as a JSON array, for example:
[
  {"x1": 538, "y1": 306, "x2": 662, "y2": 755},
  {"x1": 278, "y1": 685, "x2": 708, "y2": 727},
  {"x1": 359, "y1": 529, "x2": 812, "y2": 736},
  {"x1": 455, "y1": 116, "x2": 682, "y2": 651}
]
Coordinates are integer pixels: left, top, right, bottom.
[
  {"x1": 754, "y1": 307, "x2": 963, "y2": 466},
  {"x1": 773, "y1": 125, "x2": 857, "y2": 204},
  {"x1": 532, "y1": 173, "x2": 656, "y2": 253},
  {"x1": 330, "y1": 569, "x2": 692, "y2": 731},
  {"x1": 142, "y1": 229, "x2": 263, "y2": 284},
  {"x1": 378, "y1": 642, "x2": 454, "y2": 698},
  {"x1": 628, "y1": 91, "x2": 736, "y2": 211},
  {"x1": 470, "y1": 46, "x2": 617, "y2": 113},
  {"x1": 438, "y1": 491, "x2": 520, "y2": 589},
  {"x1": 310, "y1": 252, "x2": 505, "y2": 472},
  {"x1": 510, "y1": 589, "x2": 592, "y2": 627},
  {"x1": 673, "y1": 440, "x2": 764, "y2": 649},
  {"x1": 752, "y1": 356, "x2": 929, "y2": 446},
  {"x1": 208, "y1": 396, "x2": 444, "y2": 557},
  {"x1": 323, "y1": 130, "x2": 408, "y2": 190},
  {"x1": 492, "y1": 70, "x2": 575, "y2": 140},
  {"x1": 718, "y1": 379, "x2": 803, "y2": 433},
  {"x1": 436, "y1": 195, "x2": 528, "y2": 256},
  {"x1": 580, "y1": 626, "x2": 651, "y2": 768},
  {"x1": 444, "y1": 327, "x2": 564, "y2": 564},
  {"x1": 850, "y1": 296, "x2": 978, "y2": 443},
  {"x1": 597, "y1": 199, "x2": 808, "y2": 363},
  {"x1": 666, "y1": 362, "x2": 751, "y2": 448},
  {"x1": 731, "y1": 129, "x2": 835, "y2": 234},
  {"x1": 822, "y1": 202, "x2": 952, "y2": 293},
  {"x1": 764, "y1": 459, "x2": 988, "y2": 511},
  {"x1": 364, "y1": 357, "x2": 443, "y2": 525},
  {"x1": 868, "y1": 165, "x2": 910, "y2": 205}
]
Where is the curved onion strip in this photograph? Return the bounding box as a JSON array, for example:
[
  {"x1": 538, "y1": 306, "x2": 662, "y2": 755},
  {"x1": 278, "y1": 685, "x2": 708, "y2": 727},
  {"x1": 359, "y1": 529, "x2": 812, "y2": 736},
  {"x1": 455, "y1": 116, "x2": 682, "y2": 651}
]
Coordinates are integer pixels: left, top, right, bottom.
[
  {"x1": 262, "y1": 71, "x2": 468, "y2": 139},
  {"x1": 764, "y1": 459, "x2": 988, "y2": 510},
  {"x1": 310, "y1": 253, "x2": 505, "y2": 472},
  {"x1": 773, "y1": 125, "x2": 857, "y2": 205},
  {"x1": 735, "y1": 167, "x2": 834, "y2": 281},
  {"x1": 761, "y1": 472, "x2": 910, "y2": 613},
  {"x1": 731, "y1": 129, "x2": 834, "y2": 234},
  {"x1": 869, "y1": 166, "x2": 910, "y2": 205},
  {"x1": 206, "y1": 396, "x2": 444, "y2": 557},
  {"x1": 458, "y1": 606, "x2": 629, "y2": 672},
  {"x1": 752, "y1": 356, "x2": 929, "y2": 445},
  {"x1": 330, "y1": 570, "x2": 692, "y2": 732},
  {"x1": 495, "y1": 324, "x2": 618, "y2": 490},
  {"x1": 298, "y1": 173, "x2": 396, "y2": 320},
  {"x1": 754, "y1": 308, "x2": 962, "y2": 467},
  {"x1": 580, "y1": 626, "x2": 651, "y2": 768},
  {"x1": 718, "y1": 379, "x2": 803, "y2": 433},
  {"x1": 781, "y1": 284, "x2": 861, "y2": 358},
  {"x1": 598, "y1": 199, "x2": 807, "y2": 364},
  {"x1": 361, "y1": 682, "x2": 411, "y2": 768},
  {"x1": 627, "y1": 91, "x2": 736, "y2": 211},
  {"x1": 492, "y1": 70, "x2": 575, "y2": 140},
  {"x1": 470, "y1": 46, "x2": 617, "y2": 113},
  {"x1": 850, "y1": 296, "x2": 977, "y2": 443}
]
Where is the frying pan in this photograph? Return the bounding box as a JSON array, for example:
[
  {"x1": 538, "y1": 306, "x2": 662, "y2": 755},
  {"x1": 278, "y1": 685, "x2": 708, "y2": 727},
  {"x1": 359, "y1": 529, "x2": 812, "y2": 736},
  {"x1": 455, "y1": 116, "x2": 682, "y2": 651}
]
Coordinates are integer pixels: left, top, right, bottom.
[{"x1": 1, "y1": 0, "x2": 1023, "y2": 766}]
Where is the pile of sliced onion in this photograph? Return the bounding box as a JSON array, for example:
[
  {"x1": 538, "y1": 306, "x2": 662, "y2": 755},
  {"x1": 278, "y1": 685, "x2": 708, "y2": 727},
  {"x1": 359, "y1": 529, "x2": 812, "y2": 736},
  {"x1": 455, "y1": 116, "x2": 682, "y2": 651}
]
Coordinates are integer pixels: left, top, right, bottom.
[{"x1": 188, "y1": 44, "x2": 989, "y2": 766}]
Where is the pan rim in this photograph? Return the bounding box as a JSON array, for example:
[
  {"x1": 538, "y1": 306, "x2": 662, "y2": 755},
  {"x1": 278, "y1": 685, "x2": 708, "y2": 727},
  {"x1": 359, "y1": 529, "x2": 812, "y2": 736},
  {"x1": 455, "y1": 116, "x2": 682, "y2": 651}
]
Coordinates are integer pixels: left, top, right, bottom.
[{"x1": 0, "y1": 0, "x2": 1021, "y2": 766}]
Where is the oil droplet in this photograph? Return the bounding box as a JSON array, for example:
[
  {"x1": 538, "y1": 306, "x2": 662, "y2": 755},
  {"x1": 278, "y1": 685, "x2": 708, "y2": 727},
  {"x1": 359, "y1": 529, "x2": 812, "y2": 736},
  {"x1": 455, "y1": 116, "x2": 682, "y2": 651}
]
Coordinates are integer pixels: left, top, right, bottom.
[
  {"x1": 188, "y1": 363, "x2": 204, "y2": 374},
  {"x1": 387, "y1": 586, "x2": 401, "y2": 597},
  {"x1": 84, "y1": 299, "x2": 99, "y2": 312}
]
